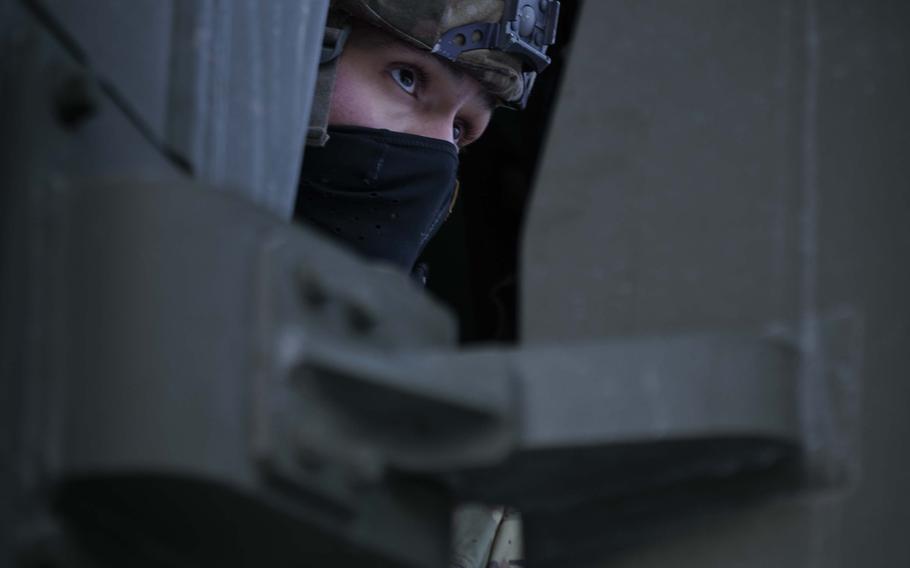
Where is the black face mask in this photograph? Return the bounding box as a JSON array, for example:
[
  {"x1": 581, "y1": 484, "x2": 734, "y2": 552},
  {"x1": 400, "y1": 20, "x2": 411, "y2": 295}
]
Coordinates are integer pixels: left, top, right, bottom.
[{"x1": 294, "y1": 126, "x2": 459, "y2": 271}]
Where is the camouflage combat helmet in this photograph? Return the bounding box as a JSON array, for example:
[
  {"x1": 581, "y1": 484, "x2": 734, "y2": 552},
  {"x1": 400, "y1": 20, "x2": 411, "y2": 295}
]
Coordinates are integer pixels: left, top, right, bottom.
[
  {"x1": 308, "y1": 0, "x2": 560, "y2": 145},
  {"x1": 333, "y1": 0, "x2": 559, "y2": 106}
]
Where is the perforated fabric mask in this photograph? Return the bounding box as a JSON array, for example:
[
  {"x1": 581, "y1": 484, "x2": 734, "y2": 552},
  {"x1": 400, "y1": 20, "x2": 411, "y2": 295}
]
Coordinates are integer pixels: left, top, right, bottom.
[{"x1": 295, "y1": 126, "x2": 459, "y2": 271}]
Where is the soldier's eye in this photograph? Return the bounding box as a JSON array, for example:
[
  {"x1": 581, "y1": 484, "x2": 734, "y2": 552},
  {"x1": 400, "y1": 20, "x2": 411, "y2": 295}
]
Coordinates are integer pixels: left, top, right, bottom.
[
  {"x1": 390, "y1": 68, "x2": 417, "y2": 94},
  {"x1": 453, "y1": 119, "x2": 478, "y2": 146}
]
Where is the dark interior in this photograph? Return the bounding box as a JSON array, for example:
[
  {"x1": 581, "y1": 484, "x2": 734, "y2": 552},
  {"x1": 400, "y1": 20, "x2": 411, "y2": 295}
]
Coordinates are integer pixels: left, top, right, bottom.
[{"x1": 420, "y1": 1, "x2": 582, "y2": 344}]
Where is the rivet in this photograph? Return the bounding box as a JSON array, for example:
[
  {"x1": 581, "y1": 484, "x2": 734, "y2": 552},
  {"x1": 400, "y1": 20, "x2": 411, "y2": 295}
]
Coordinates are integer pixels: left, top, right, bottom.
[
  {"x1": 300, "y1": 276, "x2": 328, "y2": 308},
  {"x1": 346, "y1": 304, "x2": 376, "y2": 335},
  {"x1": 54, "y1": 74, "x2": 98, "y2": 129}
]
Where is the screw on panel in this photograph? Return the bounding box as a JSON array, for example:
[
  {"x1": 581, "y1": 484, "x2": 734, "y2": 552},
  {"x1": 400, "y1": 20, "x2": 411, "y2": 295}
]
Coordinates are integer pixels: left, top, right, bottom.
[
  {"x1": 299, "y1": 274, "x2": 328, "y2": 309},
  {"x1": 345, "y1": 304, "x2": 376, "y2": 335},
  {"x1": 53, "y1": 74, "x2": 98, "y2": 129}
]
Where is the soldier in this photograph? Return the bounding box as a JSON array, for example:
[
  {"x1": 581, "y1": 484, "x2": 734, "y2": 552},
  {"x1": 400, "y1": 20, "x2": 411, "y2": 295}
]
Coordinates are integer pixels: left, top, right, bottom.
[
  {"x1": 294, "y1": 0, "x2": 560, "y2": 277},
  {"x1": 293, "y1": 2, "x2": 559, "y2": 566}
]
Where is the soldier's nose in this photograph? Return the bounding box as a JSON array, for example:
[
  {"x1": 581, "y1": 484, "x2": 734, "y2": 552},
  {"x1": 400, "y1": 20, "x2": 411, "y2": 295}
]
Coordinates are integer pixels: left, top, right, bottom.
[{"x1": 412, "y1": 118, "x2": 456, "y2": 146}]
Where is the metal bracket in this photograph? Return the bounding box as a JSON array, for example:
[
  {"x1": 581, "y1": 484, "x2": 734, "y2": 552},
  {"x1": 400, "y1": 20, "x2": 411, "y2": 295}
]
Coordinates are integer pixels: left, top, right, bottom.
[
  {"x1": 320, "y1": 22, "x2": 351, "y2": 64},
  {"x1": 433, "y1": 0, "x2": 559, "y2": 72},
  {"x1": 432, "y1": 0, "x2": 560, "y2": 108}
]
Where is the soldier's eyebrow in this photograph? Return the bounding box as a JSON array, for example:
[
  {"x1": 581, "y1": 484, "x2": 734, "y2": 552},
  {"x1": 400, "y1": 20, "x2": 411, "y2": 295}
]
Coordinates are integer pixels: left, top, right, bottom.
[
  {"x1": 363, "y1": 28, "x2": 500, "y2": 112},
  {"x1": 421, "y1": 51, "x2": 499, "y2": 112}
]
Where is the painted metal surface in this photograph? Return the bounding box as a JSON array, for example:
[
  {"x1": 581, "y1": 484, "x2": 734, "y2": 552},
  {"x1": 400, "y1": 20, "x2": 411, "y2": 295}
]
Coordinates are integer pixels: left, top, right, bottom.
[
  {"x1": 523, "y1": 0, "x2": 909, "y2": 565},
  {"x1": 39, "y1": 0, "x2": 328, "y2": 218},
  {"x1": 3, "y1": 0, "x2": 908, "y2": 566}
]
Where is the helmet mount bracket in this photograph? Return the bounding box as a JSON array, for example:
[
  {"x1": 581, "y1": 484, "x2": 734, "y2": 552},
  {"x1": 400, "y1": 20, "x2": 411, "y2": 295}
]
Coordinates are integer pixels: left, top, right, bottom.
[{"x1": 431, "y1": 0, "x2": 560, "y2": 108}]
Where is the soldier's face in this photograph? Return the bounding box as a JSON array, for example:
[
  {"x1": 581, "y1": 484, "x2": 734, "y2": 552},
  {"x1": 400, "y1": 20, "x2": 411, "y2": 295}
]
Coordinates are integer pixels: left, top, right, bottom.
[{"x1": 329, "y1": 24, "x2": 495, "y2": 148}]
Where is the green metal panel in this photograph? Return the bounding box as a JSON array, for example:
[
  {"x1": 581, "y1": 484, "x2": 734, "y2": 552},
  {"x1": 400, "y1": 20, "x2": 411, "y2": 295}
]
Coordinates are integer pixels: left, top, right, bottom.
[
  {"x1": 522, "y1": 0, "x2": 909, "y2": 565},
  {"x1": 33, "y1": 0, "x2": 328, "y2": 218}
]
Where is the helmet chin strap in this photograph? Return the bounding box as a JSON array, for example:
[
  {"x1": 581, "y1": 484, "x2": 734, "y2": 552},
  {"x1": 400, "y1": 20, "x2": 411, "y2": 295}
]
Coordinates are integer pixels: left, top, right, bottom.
[{"x1": 307, "y1": 12, "x2": 351, "y2": 147}]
